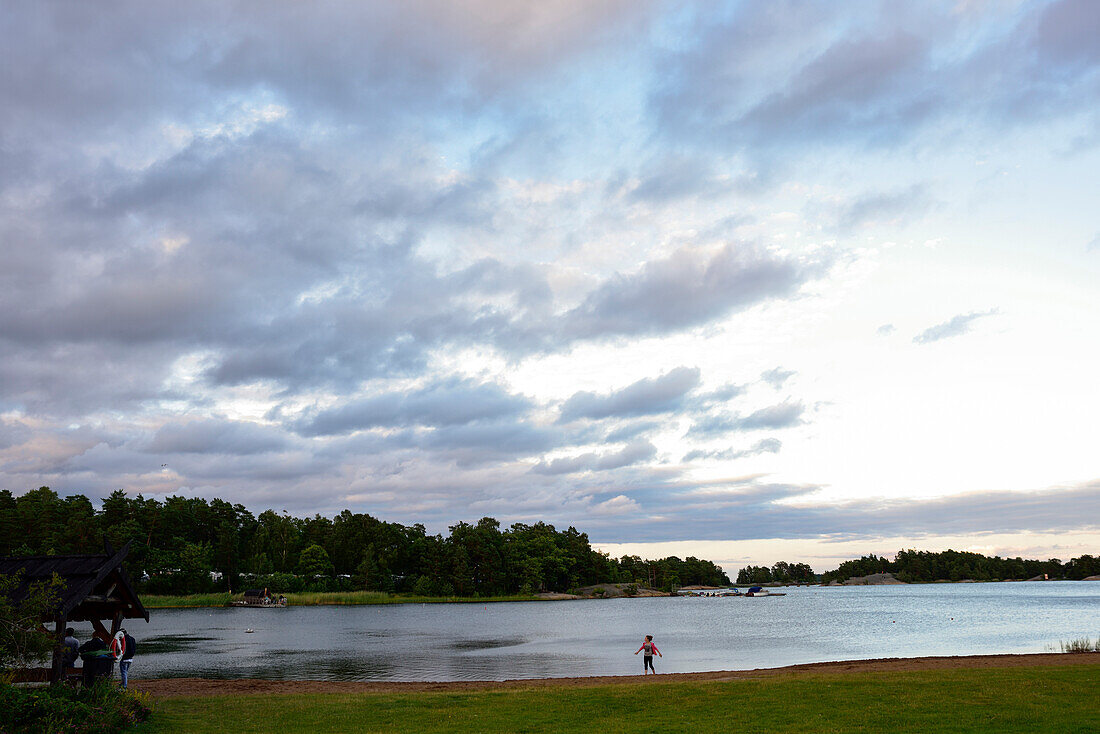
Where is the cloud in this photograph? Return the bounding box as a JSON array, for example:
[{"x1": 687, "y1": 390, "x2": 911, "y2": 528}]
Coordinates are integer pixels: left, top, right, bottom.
[
  {"x1": 650, "y1": 1, "x2": 1100, "y2": 162},
  {"x1": 683, "y1": 437, "x2": 782, "y2": 462},
  {"x1": 834, "y1": 184, "x2": 933, "y2": 231},
  {"x1": 583, "y1": 479, "x2": 1100, "y2": 543},
  {"x1": 877, "y1": 324, "x2": 896, "y2": 336},
  {"x1": 913, "y1": 309, "x2": 999, "y2": 344},
  {"x1": 561, "y1": 243, "x2": 830, "y2": 341},
  {"x1": 146, "y1": 419, "x2": 290, "y2": 455},
  {"x1": 623, "y1": 155, "x2": 733, "y2": 203},
  {"x1": 589, "y1": 494, "x2": 640, "y2": 516},
  {"x1": 603, "y1": 421, "x2": 662, "y2": 443},
  {"x1": 689, "y1": 402, "x2": 805, "y2": 437},
  {"x1": 532, "y1": 440, "x2": 657, "y2": 475},
  {"x1": 559, "y1": 367, "x2": 701, "y2": 422},
  {"x1": 299, "y1": 378, "x2": 534, "y2": 436},
  {"x1": 1, "y1": 0, "x2": 1094, "y2": 551},
  {"x1": 760, "y1": 368, "x2": 795, "y2": 389}
]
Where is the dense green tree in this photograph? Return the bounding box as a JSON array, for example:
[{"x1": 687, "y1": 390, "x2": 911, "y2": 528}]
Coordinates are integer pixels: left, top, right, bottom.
[
  {"x1": 297, "y1": 544, "x2": 334, "y2": 578},
  {"x1": 737, "y1": 565, "x2": 773, "y2": 584}
]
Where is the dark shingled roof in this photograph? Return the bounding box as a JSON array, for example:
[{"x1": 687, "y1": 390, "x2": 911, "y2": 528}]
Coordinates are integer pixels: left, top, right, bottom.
[{"x1": 0, "y1": 541, "x2": 149, "y2": 623}]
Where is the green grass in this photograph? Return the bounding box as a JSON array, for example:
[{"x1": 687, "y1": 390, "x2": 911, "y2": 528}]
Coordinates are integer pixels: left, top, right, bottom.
[
  {"x1": 141, "y1": 593, "x2": 233, "y2": 608},
  {"x1": 133, "y1": 665, "x2": 1099, "y2": 733},
  {"x1": 142, "y1": 590, "x2": 544, "y2": 608}
]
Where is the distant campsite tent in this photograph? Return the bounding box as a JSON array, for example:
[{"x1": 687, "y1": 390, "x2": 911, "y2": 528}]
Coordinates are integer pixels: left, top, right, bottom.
[{"x1": 0, "y1": 540, "x2": 149, "y2": 682}]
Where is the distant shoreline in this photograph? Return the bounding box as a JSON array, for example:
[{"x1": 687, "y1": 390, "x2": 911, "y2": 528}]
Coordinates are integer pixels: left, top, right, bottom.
[
  {"x1": 141, "y1": 578, "x2": 1098, "y2": 608},
  {"x1": 131, "y1": 651, "x2": 1100, "y2": 698},
  {"x1": 141, "y1": 584, "x2": 667, "y2": 609}
]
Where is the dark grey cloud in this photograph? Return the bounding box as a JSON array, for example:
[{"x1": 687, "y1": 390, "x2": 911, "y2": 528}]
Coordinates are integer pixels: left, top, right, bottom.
[
  {"x1": 913, "y1": 309, "x2": 999, "y2": 344},
  {"x1": 419, "y1": 421, "x2": 562, "y2": 466},
  {"x1": 562, "y1": 243, "x2": 830, "y2": 340},
  {"x1": 689, "y1": 402, "x2": 805, "y2": 438},
  {"x1": 559, "y1": 367, "x2": 701, "y2": 422},
  {"x1": 299, "y1": 378, "x2": 534, "y2": 437},
  {"x1": 146, "y1": 419, "x2": 290, "y2": 455},
  {"x1": 650, "y1": 1, "x2": 1100, "y2": 160}
]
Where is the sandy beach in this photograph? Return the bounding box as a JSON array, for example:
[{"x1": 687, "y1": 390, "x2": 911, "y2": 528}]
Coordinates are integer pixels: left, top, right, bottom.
[{"x1": 132, "y1": 652, "x2": 1100, "y2": 698}]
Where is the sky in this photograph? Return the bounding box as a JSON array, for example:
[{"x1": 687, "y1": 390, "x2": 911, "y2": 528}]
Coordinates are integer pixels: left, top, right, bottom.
[{"x1": 2, "y1": 0, "x2": 1099, "y2": 574}]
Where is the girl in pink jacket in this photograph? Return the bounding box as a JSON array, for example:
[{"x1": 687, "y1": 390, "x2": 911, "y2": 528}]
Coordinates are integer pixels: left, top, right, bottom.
[{"x1": 635, "y1": 635, "x2": 661, "y2": 674}]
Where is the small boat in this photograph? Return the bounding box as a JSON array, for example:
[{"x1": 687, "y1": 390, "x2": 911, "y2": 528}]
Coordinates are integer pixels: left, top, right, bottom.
[
  {"x1": 744, "y1": 586, "x2": 787, "y2": 596},
  {"x1": 244, "y1": 628, "x2": 254, "y2": 633}
]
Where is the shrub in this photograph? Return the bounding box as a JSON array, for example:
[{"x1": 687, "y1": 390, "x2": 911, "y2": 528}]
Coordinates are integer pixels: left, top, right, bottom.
[
  {"x1": 624, "y1": 584, "x2": 639, "y2": 597},
  {"x1": 0, "y1": 680, "x2": 151, "y2": 733},
  {"x1": 1059, "y1": 637, "x2": 1098, "y2": 653}
]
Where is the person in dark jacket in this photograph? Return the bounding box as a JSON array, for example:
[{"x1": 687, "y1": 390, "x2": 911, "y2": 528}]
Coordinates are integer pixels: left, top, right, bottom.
[
  {"x1": 78, "y1": 635, "x2": 113, "y2": 686},
  {"x1": 118, "y1": 628, "x2": 137, "y2": 688}
]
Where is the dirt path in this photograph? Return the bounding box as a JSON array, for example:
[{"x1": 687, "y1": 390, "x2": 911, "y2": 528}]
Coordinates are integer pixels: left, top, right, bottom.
[{"x1": 132, "y1": 652, "x2": 1100, "y2": 698}]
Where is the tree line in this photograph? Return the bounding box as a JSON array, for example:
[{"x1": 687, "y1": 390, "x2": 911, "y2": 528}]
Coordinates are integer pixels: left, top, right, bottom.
[
  {"x1": 736, "y1": 561, "x2": 816, "y2": 584},
  {"x1": 819, "y1": 548, "x2": 1099, "y2": 583},
  {"x1": 0, "y1": 488, "x2": 730, "y2": 595},
  {"x1": 736, "y1": 549, "x2": 1099, "y2": 585}
]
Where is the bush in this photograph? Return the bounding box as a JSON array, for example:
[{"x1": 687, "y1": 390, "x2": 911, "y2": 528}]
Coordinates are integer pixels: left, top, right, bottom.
[
  {"x1": 1060, "y1": 637, "x2": 1098, "y2": 653},
  {"x1": 0, "y1": 681, "x2": 151, "y2": 733},
  {"x1": 252, "y1": 572, "x2": 303, "y2": 593},
  {"x1": 623, "y1": 584, "x2": 638, "y2": 597}
]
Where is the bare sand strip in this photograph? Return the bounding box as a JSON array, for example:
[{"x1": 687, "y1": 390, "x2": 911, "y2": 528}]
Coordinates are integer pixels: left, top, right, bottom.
[{"x1": 133, "y1": 652, "x2": 1100, "y2": 698}]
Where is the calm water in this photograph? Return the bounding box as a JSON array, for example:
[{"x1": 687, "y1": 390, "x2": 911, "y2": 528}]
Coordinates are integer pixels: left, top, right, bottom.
[{"x1": 91, "y1": 582, "x2": 1099, "y2": 682}]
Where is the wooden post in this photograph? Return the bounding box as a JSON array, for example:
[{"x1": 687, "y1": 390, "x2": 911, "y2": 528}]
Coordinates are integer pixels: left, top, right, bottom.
[
  {"x1": 91, "y1": 618, "x2": 110, "y2": 642},
  {"x1": 110, "y1": 610, "x2": 124, "y2": 636},
  {"x1": 51, "y1": 614, "x2": 65, "y2": 684}
]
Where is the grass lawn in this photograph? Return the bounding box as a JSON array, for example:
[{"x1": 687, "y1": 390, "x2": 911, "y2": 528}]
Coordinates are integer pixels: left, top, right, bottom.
[{"x1": 134, "y1": 665, "x2": 1099, "y2": 733}]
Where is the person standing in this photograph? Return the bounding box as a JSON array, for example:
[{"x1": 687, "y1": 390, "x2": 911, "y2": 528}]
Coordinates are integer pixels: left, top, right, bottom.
[
  {"x1": 117, "y1": 628, "x2": 137, "y2": 689},
  {"x1": 79, "y1": 635, "x2": 112, "y2": 686},
  {"x1": 634, "y1": 635, "x2": 661, "y2": 674},
  {"x1": 61, "y1": 627, "x2": 80, "y2": 669}
]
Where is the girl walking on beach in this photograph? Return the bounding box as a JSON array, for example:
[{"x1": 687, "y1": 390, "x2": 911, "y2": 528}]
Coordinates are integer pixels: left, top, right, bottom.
[{"x1": 635, "y1": 635, "x2": 661, "y2": 674}]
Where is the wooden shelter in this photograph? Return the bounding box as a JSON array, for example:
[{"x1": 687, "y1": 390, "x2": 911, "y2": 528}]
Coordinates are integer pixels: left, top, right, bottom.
[{"x1": 0, "y1": 540, "x2": 149, "y2": 682}]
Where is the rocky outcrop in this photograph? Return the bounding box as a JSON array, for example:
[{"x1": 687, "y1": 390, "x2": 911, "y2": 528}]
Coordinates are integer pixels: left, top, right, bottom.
[
  {"x1": 843, "y1": 572, "x2": 905, "y2": 585},
  {"x1": 1084, "y1": 575, "x2": 1100, "y2": 581}
]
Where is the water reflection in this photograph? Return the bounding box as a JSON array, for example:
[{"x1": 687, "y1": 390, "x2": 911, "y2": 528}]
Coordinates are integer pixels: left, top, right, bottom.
[
  {"x1": 89, "y1": 582, "x2": 1100, "y2": 682},
  {"x1": 140, "y1": 634, "x2": 219, "y2": 654},
  {"x1": 449, "y1": 637, "x2": 528, "y2": 651}
]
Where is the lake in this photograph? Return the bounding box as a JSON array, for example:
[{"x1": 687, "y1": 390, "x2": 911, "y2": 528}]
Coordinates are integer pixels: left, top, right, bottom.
[{"x1": 105, "y1": 582, "x2": 1099, "y2": 682}]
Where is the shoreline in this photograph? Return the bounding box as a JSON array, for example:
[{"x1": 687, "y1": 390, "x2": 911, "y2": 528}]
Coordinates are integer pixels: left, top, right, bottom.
[
  {"x1": 142, "y1": 578, "x2": 1099, "y2": 609},
  {"x1": 131, "y1": 651, "x2": 1100, "y2": 698}
]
